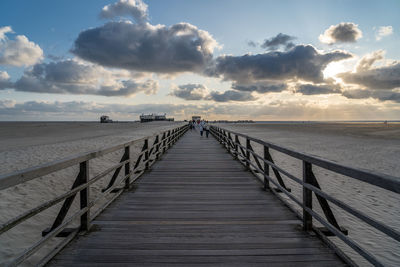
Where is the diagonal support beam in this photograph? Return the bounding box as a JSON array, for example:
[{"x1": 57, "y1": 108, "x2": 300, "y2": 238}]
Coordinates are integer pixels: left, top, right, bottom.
[
  {"x1": 102, "y1": 151, "x2": 128, "y2": 192},
  {"x1": 42, "y1": 166, "x2": 85, "y2": 236},
  {"x1": 309, "y1": 170, "x2": 342, "y2": 231},
  {"x1": 264, "y1": 149, "x2": 290, "y2": 192}
]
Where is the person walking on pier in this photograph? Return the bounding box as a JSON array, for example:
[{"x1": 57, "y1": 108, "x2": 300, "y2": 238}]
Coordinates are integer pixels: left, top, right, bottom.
[
  {"x1": 203, "y1": 121, "x2": 210, "y2": 138},
  {"x1": 199, "y1": 120, "x2": 205, "y2": 136}
]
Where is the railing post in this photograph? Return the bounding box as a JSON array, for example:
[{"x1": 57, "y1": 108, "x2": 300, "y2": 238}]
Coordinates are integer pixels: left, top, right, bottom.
[
  {"x1": 303, "y1": 161, "x2": 313, "y2": 231},
  {"x1": 144, "y1": 139, "x2": 149, "y2": 170},
  {"x1": 79, "y1": 160, "x2": 90, "y2": 231},
  {"x1": 124, "y1": 146, "x2": 130, "y2": 189},
  {"x1": 263, "y1": 145, "x2": 270, "y2": 190},
  {"x1": 155, "y1": 135, "x2": 160, "y2": 160},
  {"x1": 246, "y1": 138, "x2": 250, "y2": 169},
  {"x1": 234, "y1": 135, "x2": 239, "y2": 158},
  {"x1": 163, "y1": 131, "x2": 169, "y2": 153}
]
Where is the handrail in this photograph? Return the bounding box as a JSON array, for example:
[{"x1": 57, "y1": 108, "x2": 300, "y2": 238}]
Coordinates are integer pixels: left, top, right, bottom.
[
  {"x1": 0, "y1": 124, "x2": 188, "y2": 266},
  {"x1": 210, "y1": 125, "x2": 399, "y2": 267},
  {"x1": 212, "y1": 126, "x2": 400, "y2": 194}
]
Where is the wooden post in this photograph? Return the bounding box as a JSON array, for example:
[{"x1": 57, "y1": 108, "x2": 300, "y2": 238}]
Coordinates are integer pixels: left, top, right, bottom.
[
  {"x1": 155, "y1": 135, "x2": 160, "y2": 160},
  {"x1": 303, "y1": 161, "x2": 313, "y2": 231},
  {"x1": 80, "y1": 160, "x2": 90, "y2": 231},
  {"x1": 144, "y1": 139, "x2": 149, "y2": 170},
  {"x1": 234, "y1": 135, "x2": 239, "y2": 159},
  {"x1": 168, "y1": 130, "x2": 173, "y2": 148},
  {"x1": 163, "y1": 131, "x2": 169, "y2": 153},
  {"x1": 124, "y1": 146, "x2": 130, "y2": 189},
  {"x1": 263, "y1": 145, "x2": 270, "y2": 190},
  {"x1": 246, "y1": 138, "x2": 250, "y2": 169}
]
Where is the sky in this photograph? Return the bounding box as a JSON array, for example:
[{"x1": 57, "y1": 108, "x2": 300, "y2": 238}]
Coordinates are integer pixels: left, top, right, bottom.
[{"x1": 0, "y1": 0, "x2": 399, "y2": 121}]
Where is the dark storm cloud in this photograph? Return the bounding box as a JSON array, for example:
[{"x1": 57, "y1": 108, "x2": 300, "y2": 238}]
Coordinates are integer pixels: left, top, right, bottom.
[
  {"x1": 342, "y1": 89, "x2": 400, "y2": 103},
  {"x1": 7, "y1": 60, "x2": 158, "y2": 96},
  {"x1": 261, "y1": 33, "x2": 296, "y2": 51},
  {"x1": 169, "y1": 84, "x2": 207, "y2": 100},
  {"x1": 207, "y1": 90, "x2": 256, "y2": 102},
  {"x1": 319, "y1": 22, "x2": 362, "y2": 44},
  {"x1": 296, "y1": 83, "x2": 341, "y2": 95},
  {"x1": 339, "y1": 63, "x2": 400, "y2": 90},
  {"x1": 170, "y1": 83, "x2": 256, "y2": 102},
  {"x1": 72, "y1": 21, "x2": 218, "y2": 74},
  {"x1": 205, "y1": 45, "x2": 352, "y2": 83},
  {"x1": 232, "y1": 82, "x2": 287, "y2": 93}
]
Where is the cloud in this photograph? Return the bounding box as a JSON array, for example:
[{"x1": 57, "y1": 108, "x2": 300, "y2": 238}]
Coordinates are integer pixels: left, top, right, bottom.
[
  {"x1": 100, "y1": 0, "x2": 148, "y2": 24},
  {"x1": 7, "y1": 59, "x2": 158, "y2": 96},
  {"x1": 206, "y1": 45, "x2": 352, "y2": 83},
  {"x1": 72, "y1": 21, "x2": 219, "y2": 74},
  {"x1": 1, "y1": 99, "x2": 398, "y2": 121},
  {"x1": 342, "y1": 89, "x2": 400, "y2": 103},
  {"x1": 296, "y1": 83, "x2": 341, "y2": 95},
  {"x1": 0, "y1": 26, "x2": 12, "y2": 40},
  {"x1": 355, "y1": 50, "x2": 385, "y2": 72},
  {"x1": 0, "y1": 100, "x2": 209, "y2": 119},
  {"x1": 338, "y1": 51, "x2": 400, "y2": 90},
  {"x1": 170, "y1": 83, "x2": 256, "y2": 102},
  {"x1": 207, "y1": 90, "x2": 256, "y2": 102},
  {"x1": 0, "y1": 26, "x2": 43, "y2": 66},
  {"x1": 247, "y1": 41, "x2": 257, "y2": 47},
  {"x1": 375, "y1": 26, "x2": 393, "y2": 41},
  {"x1": 319, "y1": 22, "x2": 362, "y2": 44},
  {"x1": 0, "y1": 71, "x2": 12, "y2": 89},
  {"x1": 232, "y1": 82, "x2": 287, "y2": 93},
  {"x1": 169, "y1": 83, "x2": 208, "y2": 100},
  {"x1": 261, "y1": 33, "x2": 296, "y2": 51}
]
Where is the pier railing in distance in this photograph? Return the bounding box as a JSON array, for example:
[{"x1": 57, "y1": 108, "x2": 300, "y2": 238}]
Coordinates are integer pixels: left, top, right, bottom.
[
  {"x1": 0, "y1": 124, "x2": 188, "y2": 266},
  {"x1": 211, "y1": 125, "x2": 400, "y2": 267}
]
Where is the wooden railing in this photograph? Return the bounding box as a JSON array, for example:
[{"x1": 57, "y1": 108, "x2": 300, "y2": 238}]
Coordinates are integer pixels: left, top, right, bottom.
[
  {"x1": 0, "y1": 124, "x2": 188, "y2": 266},
  {"x1": 211, "y1": 125, "x2": 400, "y2": 267}
]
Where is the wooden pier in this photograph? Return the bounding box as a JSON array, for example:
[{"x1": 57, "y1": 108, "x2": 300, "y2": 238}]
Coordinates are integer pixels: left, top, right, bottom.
[
  {"x1": 1, "y1": 124, "x2": 399, "y2": 266},
  {"x1": 48, "y1": 130, "x2": 345, "y2": 266}
]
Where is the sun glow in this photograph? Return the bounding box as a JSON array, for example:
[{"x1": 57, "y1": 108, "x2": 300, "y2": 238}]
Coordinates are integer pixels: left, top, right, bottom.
[{"x1": 322, "y1": 61, "x2": 347, "y2": 81}]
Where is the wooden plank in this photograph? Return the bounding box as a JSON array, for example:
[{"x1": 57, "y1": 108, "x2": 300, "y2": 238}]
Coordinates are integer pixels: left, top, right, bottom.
[
  {"x1": 50, "y1": 261, "x2": 347, "y2": 267},
  {"x1": 53, "y1": 254, "x2": 341, "y2": 263}
]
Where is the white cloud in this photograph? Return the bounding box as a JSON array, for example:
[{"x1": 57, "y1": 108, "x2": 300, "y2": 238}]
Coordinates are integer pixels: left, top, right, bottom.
[
  {"x1": 0, "y1": 26, "x2": 43, "y2": 66},
  {"x1": 100, "y1": 0, "x2": 148, "y2": 24},
  {"x1": 375, "y1": 26, "x2": 393, "y2": 41},
  {"x1": 0, "y1": 70, "x2": 12, "y2": 89},
  {"x1": 0, "y1": 26, "x2": 12, "y2": 40}
]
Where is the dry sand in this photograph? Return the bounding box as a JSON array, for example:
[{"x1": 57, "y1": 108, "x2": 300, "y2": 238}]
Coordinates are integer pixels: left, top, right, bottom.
[
  {"x1": 216, "y1": 122, "x2": 400, "y2": 267},
  {"x1": 0, "y1": 121, "x2": 184, "y2": 266}
]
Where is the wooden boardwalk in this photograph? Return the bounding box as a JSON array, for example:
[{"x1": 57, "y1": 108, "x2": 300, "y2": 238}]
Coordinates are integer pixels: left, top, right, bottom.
[{"x1": 49, "y1": 130, "x2": 346, "y2": 266}]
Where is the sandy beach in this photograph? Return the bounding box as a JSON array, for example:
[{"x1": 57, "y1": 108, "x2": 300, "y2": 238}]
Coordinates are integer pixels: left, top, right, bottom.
[
  {"x1": 0, "y1": 121, "x2": 399, "y2": 266},
  {"x1": 0, "y1": 121, "x2": 184, "y2": 265},
  {"x1": 216, "y1": 122, "x2": 400, "y2": 266}
]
